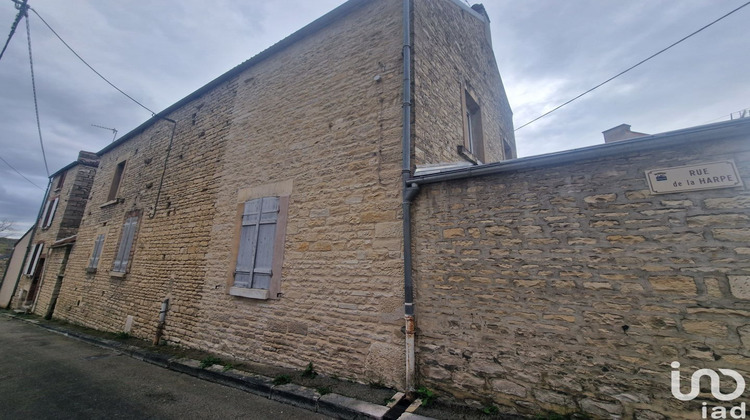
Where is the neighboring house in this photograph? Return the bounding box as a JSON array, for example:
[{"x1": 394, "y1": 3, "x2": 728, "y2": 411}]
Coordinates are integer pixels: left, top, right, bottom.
[
  {"x1": 16, "y1": 151, "x2": 99, "y2": 314},
  {"x1": 34, "y1": 0, "x2": 514, "y2": 392},
  {"x1": 0, "y1": 228, "x2": 32, "y2": 309}
]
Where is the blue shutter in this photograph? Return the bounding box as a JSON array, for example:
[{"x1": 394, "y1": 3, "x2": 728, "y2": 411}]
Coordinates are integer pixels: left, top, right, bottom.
[
  {"x1": 89, "y1": 234, "x2": 105, "y2": 268},
  {"x1": 234, "y1": 197, "x2": 278, "y2": 290},
  {"x1": 114, "y1": 217, "x2": 137, "y2": 272}
]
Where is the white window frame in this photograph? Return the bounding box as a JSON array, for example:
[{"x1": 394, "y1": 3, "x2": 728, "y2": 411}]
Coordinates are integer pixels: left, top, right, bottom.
[
  {"x1": 24, "y1": 243, "x2": 44, "y2": 276},
  {"x1": 40, "y1": 197, "x2": 59, "y2": 228}
]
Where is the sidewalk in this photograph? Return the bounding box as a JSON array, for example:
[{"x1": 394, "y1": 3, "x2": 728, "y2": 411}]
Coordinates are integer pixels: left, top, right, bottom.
[{"x1": 2, "y1": 311, "x2": 433, "y2": 420}]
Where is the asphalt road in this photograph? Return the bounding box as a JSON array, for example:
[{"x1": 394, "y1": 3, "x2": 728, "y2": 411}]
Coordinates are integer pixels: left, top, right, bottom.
[{"x1": 0, "y1": 316, "x2": 332, "y2": 419}]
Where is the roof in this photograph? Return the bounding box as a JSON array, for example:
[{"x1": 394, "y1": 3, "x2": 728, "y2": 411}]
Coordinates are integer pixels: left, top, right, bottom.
[
  {"x1": 408, "y1": 117, "x2": 750, "y2": 185},
  {"x1": 97, "y1": 0, "x2": 371, "y2": 157}
]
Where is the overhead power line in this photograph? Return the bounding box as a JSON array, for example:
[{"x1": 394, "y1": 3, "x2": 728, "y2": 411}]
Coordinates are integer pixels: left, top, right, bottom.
[
  {"x1": 29, "y1": 6, "x2": 157, "y2": 116},
  {"x1": 515, "y1": 1, "x2": 750, "y2": 132},
  {"x1": 0, "y1": 0, "x2": 27, "y2": 62},
  {"x1": 26, "y1": 11, "x2": 49, "y2": 177},
  {"x1": 0, "y1": 154, "x2": 44, "y2": 190}
]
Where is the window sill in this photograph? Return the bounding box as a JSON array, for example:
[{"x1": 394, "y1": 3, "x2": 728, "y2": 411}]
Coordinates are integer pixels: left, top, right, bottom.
[
  {"x1": 457, "y1": 145, "x2": 482, "y2": 165},
  {"x1": 100, "y1": 199, "x2": 120, "y2": 208},
  {"x1": 86, "y1": 267, "x2": 97, "y2": 274},
  {"x1": 109, "y1": 271, "x2": 127, "y2": 279},
  {"x1": 229, "y1": 287, "x2": 269, "y2": 300}
]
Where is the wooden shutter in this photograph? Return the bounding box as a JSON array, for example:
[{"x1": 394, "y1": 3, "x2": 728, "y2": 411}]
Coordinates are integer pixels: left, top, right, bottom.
[
  {"x1": 43, "y1": 197, "x2": 59, "y2": 228},
  {"x1": 113, "y1": 217, "x2": 137, "y2": 272},
  {"x1": 25, "y1": 243, "x2": 43, "y2": 275},
  {"x1": 234, "y1": 197, "x2": 278, "y2": 290},
  {"x1": 89, "y1": 234, "x2": 105, "y2": 268}
]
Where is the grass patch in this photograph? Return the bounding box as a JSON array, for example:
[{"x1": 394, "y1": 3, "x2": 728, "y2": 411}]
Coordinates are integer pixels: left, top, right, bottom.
[
  {"x1": 415, "y1": 386, "x2": 436, "y2": 407},
  {"x1": 273, "y1": 374, "x2": 291, "y2": 386},
  {"x1": 316, "y1": 386, "x2": 331, "y2": 395},
  {"x1": 301, "y1": 362, "x2": 317, "y2": 379},
  {"x1": 199, "y1": 356, "x2": 223, "y2": 369}
]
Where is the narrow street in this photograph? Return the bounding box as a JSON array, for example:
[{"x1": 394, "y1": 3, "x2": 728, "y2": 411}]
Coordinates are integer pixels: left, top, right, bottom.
[{"x1": 0, "y1": 316, "x2": 331, "y2": 419}]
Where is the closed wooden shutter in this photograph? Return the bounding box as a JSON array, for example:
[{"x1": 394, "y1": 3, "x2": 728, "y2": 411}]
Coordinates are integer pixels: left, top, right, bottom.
[
  {"x1": 234, "y1": 197, "x2": 278, "y2": 290},
  {"x1": 113, "y1": 217, "x2": 137, "y2": 272},
  {"x1": 89, "y1": 234, "x2": 105, "y2": 268}
]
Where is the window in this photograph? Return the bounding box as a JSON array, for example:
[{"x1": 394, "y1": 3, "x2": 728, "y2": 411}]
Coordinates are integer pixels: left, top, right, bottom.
[
  {"x1": 112, "y1": 216, "x2": 138, "y2": 273},
  {"x1": 107, "y1": 160, "x2": 126, "y2": 202},
  {"x1": 55, "y1": 172, "x2": 66, "y2": 190},
  {"x1": 24, "y1": 243, "x2": 44, "y2": 276},
  {"x1": 87, "y1": 234, "x2": 105, "y2": 272},
  {"x1": 503, "y1": 139, "x2": 514, "y2": 160},
  {"x1": 230, "y1": 196, "x2": 288, "y2": 300},
  {"x1": 465, "y1": 91, "x2": 484, "y2": 163},
  {"x1": 40, "y1": 197, "x2": 59, "y2": 228}
]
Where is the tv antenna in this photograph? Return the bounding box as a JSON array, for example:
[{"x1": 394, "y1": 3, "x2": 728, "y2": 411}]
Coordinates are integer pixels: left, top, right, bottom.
[{"x1": 91, "y1": 124, "x2": 118, "y2": 142}]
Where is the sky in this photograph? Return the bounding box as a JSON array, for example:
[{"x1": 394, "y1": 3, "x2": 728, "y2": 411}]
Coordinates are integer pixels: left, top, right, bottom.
[{"x1": 0, "y1": 0, "x2": 748, "y2": 238}]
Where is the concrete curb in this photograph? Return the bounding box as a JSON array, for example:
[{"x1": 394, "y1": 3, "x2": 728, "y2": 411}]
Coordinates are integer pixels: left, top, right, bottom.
[{"x1": 5, "y1": 314, "x2": 415, "y2": 419}]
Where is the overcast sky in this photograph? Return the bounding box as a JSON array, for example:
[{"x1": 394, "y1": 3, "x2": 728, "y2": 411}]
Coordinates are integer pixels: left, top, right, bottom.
[{"x1": 1, "y1": 0, "x2": 748, "y2": 238}]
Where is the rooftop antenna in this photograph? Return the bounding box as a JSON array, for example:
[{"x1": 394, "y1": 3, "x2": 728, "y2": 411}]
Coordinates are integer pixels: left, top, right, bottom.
[{"x1": 91, "y1": 124, "x2": 118, "y2": 142}]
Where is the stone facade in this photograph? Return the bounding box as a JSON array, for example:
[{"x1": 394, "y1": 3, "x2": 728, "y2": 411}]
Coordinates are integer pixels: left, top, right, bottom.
[
  {"x1": 17, "y1": 152, "x2": 98, "y2": 311},
  {"x1": 413, "y1": 0, "x2": 515, "y2": 165},
  {"x1": 411, "y1": 120, "x2": 750, "y2": 418},
  {"x1": 45, "y1": 0, "x2": 512, "y2": 390}
]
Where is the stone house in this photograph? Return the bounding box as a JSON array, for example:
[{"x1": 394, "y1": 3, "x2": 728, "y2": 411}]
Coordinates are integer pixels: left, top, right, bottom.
[
  {"x1": 34, "y1": 0, "x2": 515, "y2": 392},
  {"x1": 18, "y1": 0, "x2": 750, "y2": 417},
  {"x1": 11, "y1": 151, "x2": 98, "y2": 315}
]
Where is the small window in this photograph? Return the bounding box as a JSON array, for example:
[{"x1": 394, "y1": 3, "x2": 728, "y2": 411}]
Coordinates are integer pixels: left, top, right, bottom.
[
  {"x1": 230, "y1": 196, "x2": 288, "y2": 300},
  {"x1": 24, "y1": 243, "x2": 44, "y2": 275},
  {"x1": 465, "y1": 91, "x2": 484, "y2": 163},
  {"x1": 503, "y1": 139, "x2": 514, "y2": 160},
  {"x1": 88, "y1": 234, "x2": 105, "y2": 271},
  {"x1": 40, "y1": 197, "x2": 59, "y2": 228},
  {"x1": 107, "y1": 161, "x2": 126, "y2": 202},
  {"x1": 55, "y1": 172, "x2": 66, "y2": 190},
  {"x1": 112, "y1": 217, "x2": 138, "y2": 273}
]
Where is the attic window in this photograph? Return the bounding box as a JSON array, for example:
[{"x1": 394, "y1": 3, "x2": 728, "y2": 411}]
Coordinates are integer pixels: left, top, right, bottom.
[
  {"x1": 464, "y1": 91, "x2": 484, "y2": 163},
  {"x1": 107, "y1": 161, "x2": 126, "y2": 202}
]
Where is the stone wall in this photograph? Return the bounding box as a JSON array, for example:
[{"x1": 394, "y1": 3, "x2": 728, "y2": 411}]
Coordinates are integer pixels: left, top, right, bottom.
[
  {"x1": 53, "y1": 0, "x2": 409, "y2": 388},
  {"x1": 412, "y1": 0, "x2": 515, "y2": 166},
  {"x1": 412, "y1": 129, "x2": 750, "y2": 418}
]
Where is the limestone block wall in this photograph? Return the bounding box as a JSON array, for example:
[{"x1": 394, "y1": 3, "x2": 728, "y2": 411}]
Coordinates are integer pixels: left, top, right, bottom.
[
  {"x1": 412, "y1": 133, "x2": 750, "y2": 418},
  {"x1": 54, "y1": 72, "x2": 239, "y2": 343},
  {"x1": 52, "y1": 0, "x2": 410, "y2": 388},
  {"x1": 412, "y1": 0, "x2": 515, "y2": 166},
  {"x1": 195, "y1": 0, "x2": 407, "y2": 387}
]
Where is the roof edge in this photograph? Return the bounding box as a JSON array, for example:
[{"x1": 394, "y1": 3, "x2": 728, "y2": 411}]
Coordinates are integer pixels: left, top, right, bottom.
[
  {"x1": 97, "y1": 0, "x2": 372, "y2": 157},
  {"x1": 408, "y1": 118, "x2": 750, "y2": 185}
]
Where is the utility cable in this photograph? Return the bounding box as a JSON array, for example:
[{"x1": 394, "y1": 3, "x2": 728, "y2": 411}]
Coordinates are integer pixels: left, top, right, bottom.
[
  {"x1": 0, "y1": 0, "x2": 27, "y2": 62},
  {"x1": 26, "y1": 10, "x2": 49, "y2": 177},
  {"x1": 29, "y1": 7, "x2": 157, "y2": 116},
  {"x1": 0, "y1": 154, "x2": 44, "y2": 190},
  {"x1": 515, "y1": 1, "x2": 750, "y2": 132}
]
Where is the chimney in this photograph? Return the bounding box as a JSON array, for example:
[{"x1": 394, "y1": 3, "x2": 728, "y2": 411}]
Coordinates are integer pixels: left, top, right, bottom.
[
  {"x1": 602, "y1": 124, "x2": 649, "y2": 143},
  {"x1": 77, "y1": 150, "x2": 100, "y2": 167}
]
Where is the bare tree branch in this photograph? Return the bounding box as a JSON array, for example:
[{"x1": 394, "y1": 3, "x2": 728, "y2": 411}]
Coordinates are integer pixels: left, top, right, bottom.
[{"x1": 0, "y1": 219, "x2": 14, "y2": 238}]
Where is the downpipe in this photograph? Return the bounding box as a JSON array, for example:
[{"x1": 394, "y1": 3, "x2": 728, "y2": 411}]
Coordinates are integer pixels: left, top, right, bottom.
[
  {"x1": 401, "y1": 0, "x2": 416, "y2": 391},
  {"x1": 153, "y1": 298, "x2": 169, "y2": 345}
]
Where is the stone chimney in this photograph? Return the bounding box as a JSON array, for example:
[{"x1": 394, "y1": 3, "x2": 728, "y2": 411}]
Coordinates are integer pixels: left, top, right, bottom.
[
  {"x1": 77, "y1": 150, "x2": 100, "y2": 167},
  {"x1": 602, "y1": 124, "x2": 649, "y2": 143}
]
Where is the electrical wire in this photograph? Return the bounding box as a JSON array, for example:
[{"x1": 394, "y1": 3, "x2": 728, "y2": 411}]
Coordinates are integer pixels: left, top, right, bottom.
[
  {"x1": 0, "y1": 154, "x2": 44, "y2": 190},
  {"x1": 25, "y1": 9, "x2": 49, "y2": 177},
  {"x1": 515, "y1": 0, "x2": 750, "y2": 132},
  {"x1": 29, "y1": 7, "x2": 157, "y2": 116},
  {"x1": 0, "y1": 0, "x2": 27, "y2": 62}
]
